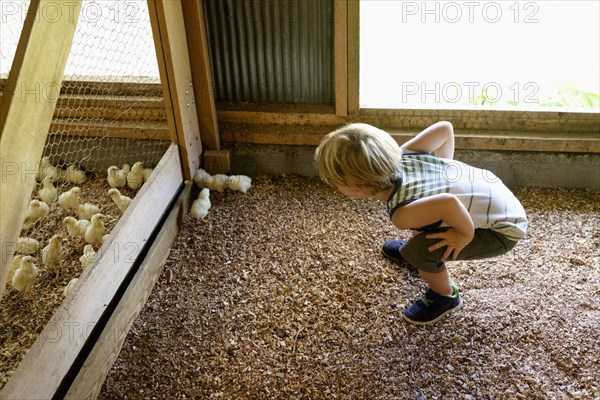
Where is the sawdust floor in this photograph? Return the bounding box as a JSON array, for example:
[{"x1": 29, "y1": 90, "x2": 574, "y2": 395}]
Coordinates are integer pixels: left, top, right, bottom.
[{"x1": 99, "y1": 175, "x2": 600, "y2": 400}]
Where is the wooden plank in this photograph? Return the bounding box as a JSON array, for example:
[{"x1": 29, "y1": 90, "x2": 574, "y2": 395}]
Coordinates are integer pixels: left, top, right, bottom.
[
  {"x1": 334, "y1": 0, "x2": 348, "y2": 117},
  {"x1": 149, "y1": 0, "x2": 203, "y2": 179},
  {"x1": 347, "y1": 0, "x2": 360, "y2": 115},
  {"x1": 49, "y1": 119, "x2": 170, "y2": 140},
  {"x1": 64, "y1": 181, "x2": 193, "y2": 400},
  {"x1": 204, "y1": 150, "x2": 231, "y2": 174},
  {"x1": 0, "y1": 0, "x2": 82, "y2": 299},
  {"x1": 182, "y1": 0, "x2": 220, "y2": 151},
  {"x1": 0, "y1": 144, "x2": 183, "y2": 399}
]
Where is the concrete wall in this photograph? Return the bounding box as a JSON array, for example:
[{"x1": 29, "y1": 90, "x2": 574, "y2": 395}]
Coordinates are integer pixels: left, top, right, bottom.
[{"x1": 230, "y1": 144, "x2": 600, "y2": 189}]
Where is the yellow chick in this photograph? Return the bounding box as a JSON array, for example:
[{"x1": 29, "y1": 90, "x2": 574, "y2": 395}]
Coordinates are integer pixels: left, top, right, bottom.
[
  {"x1": 38, "y1": 177, "x2": 58, "y2": 203},
  {"x1": 79, "y1": 244, "x2": 96, "y2": 269},
  {"x1": 191, "y1": 188, "x2": 211, "y2": 219},
  {"x1": 207, "y1": 174, "x2": 229, "y2": 192},
  {"x1": 36, "y1": 156, "x2": 58, "y2": 182},
  {"x1": 75, "y1": 203, "x2": 100, "y2": 220},
  {"x1": 11, "y1": 256, "x2": 39, "y2": 293},
  {"x1": 64, "y1": 164, "x2": 87, "y2": 184},
  {"x1": 16, "y1": 237, "x2": 39, "y2": 255},
  {"x1": 127, "y1": 161, "x2": 144, "y2": 190},
  {"x1": 227, "y1": 175, "x2": 252, "y2": 193},
  {"x1": 142, "y1": 167, "x2": 154, "y2": 182},
  {"x1": 108, "y1": 188, "x2": 132, "y2": 212},
  {"x1": 193, "y1": 168, "x2": 213, "y2": 189},
  {"x1": 41, "y1": 234, "x2": 63, "y2": 268},
  {"x1": 107, "y1": 165, "x2": 127, "y2": 188},
  {"x1": 85, "y1": 214, "x2": 105, "y2": 246},
  {"x1": 58, "y1": 186, "x2": 81, "y2": 211},
  {"x1": 102, "y1": 233, "x2": 110, "y2": 244},
  {"x1": 63, "y1": 278, "x2": 79, "y2": 297},
  {"x1": 22, "y1": 199, "x2": 49, "y2": 230},
  {"x1": 121, "y1": 163, "x2": 131, "y2": 174},
  {"x1": 64, "y1": 216, "x2": 91, "y2": 238},
  {"x1": 7, "y1": 255, "x2": 23, "y2": 283}
]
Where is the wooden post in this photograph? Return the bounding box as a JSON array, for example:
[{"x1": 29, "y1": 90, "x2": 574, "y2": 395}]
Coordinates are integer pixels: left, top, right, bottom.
[
  {"x1": 347, "y1": 0, "x2": 360, "y2": 115},
  {"x1": 0, "y1": 0, "x2": 82, "y2": 299},
  {"x1": 334, "y1": 0, "x2": 348, "y2": 117},
  {"x1": 148, "y1": 0, "x2": 203, "y2": 179},
  {"x1": 181, "y1": 0, "x2": 220, "y2": 151}
]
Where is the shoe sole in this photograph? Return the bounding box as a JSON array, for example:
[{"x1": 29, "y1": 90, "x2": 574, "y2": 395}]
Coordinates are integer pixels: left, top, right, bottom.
[{"x1": 402, "y1": 298, "x2": 464, "y2": 326}]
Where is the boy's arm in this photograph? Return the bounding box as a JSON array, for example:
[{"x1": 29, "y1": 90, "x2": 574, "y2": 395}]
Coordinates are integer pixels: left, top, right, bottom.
[
  {"x1": 391, "y1": 193, "x2": 474, "y2": 261},
  {"x1": 401, "y1": 121, "x2": 455, "y2": 159}
]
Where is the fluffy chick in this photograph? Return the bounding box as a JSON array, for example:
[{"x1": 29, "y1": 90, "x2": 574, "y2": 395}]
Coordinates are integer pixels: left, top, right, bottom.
[
  {"x1": 142, "y1": 167, "x2": 154, "y2": 182},
  {"x1": 107, "y1": 165, "x2": 127, "y2": 188},
  {"x1": 207, "y1": 174, "x2": 229, "y2": 192},
  {"x1": 41, "y1": 234, "x2": 63, "y2": 268},
  {"x1": 79, "y1": 244, "x2": 96, "y2": 269},
  {"x1": 11, "y1": 256, "x2": 39, "y2": 294},
  {"x1": 108, "y1": 188, "x2": 132, "y2": 212},
  {"x1": 63, "y1": 164, "x2": 87, "y2": 184},
  {"x1": 58, "y1": 187, "x2": 81, "y2": 211},
  {"x1": 193, "y1": 168, "x2": 213, "y2": 189},
  {"x1": 63, "y1": 278, "x2": 79, "y2": 297},
  {"x1": 64, "y1": 216, "x2": 91, "y2": 238},
  {"x1": 85, "y1": 214, "x2": 105, "y2": 246},
  {"x1": 227, "y1": 175, "x2": 252, "y2": 193},
  {"x1": 191, "y1": 188, "x2": 211, "y2": 219},
  {"x1": 22, "y1": 199, "x2": 49, "y2": 230},
  {"x1": 36, "y1": 157, "x2": 58, "y2": 182},
  {"x1": 38, "y1": 177, "x2": 58, "y2": 203},
  {"x1": 16, "y1": 237, "x2": 39, "y2": 255},
  {"x1": 127, "y1": 161, "x2": 144, "y2": 190},
  {"x1": 8, "y1": 255, "x2": 23, "y2": 283},
  {"x1": 75, "y1": 203, "x2": 100, "y2": 220}
]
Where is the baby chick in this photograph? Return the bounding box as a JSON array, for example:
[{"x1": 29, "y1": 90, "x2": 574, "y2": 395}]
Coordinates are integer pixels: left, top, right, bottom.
[
  {"x1": 16, "y1": 237, "x2": 39, "y2": 255},
  {"x1": 64, "y1": 216, "x2": 91, "y2": 238},
  {"x1": 75, "y1": 203, "x2": 100, "y2": 220},
  {"x1": 63, "y1": 278, "x2": 79, "y2": 297},
  {"x1": 36, "y1": 156, "x2": 58, "y2": 182},
  {"x1": 227, "y1": 175, "x2": 252, "y2": 193},
  {"x1": 11, "y1": 256, "x2": 39, "y2": 294},
  {"x1": 193, "y1": 168, "x2": 213, "y2": 189},
  {"x1": 108, "y1": 188, "x2": 132, "y2": 212},
  {"x1": 41, "y1": 234, "x2": 63, "y2": 269},
  {"x1": 207, "y1": 174, "x2": 229, "y2": 192},
  {"x1": 127, "y1": 161, "x2": 144, "y2": 190},
  {"x1": 79, "y1": 244, "x2": 96, "y2": 269},
  {"x1": 22, "y1": 199, "x2": 49, "y2": 230},
  {"x1": 58, "y1": 186, "x2": 81, "y2": 211},
  {"x1": 7, "y1": 255, "x2": 23, "y2": 283},
  {"x1": 142, "y1": 167, "x2": 154, "y2": 182},
  {"x1": 38, "y1": 177, "x2": 58, "y2": 203},
  {"x1": 64, "y1": 164, "x2": 87, "y2": 184},
  {"x1": 191, "y1": 188, "x2": 211, "y2": 219},
  {"x1": 85, "y1": 214, "x2": 105, "y2": 246},
  {"x1": 107, "y1": 165, "x2": 127, "y2": 188}
]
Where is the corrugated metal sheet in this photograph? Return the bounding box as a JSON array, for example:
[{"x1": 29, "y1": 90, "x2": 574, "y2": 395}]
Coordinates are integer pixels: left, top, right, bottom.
[{"x1": 203, "y1": 0, "x2": 334, "y2": 104}]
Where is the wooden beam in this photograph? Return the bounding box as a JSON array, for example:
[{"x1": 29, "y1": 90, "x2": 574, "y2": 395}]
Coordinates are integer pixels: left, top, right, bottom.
[
  {"x1": 182, "y1": 0, "x2": 220, "y2": 151},
  {"x1": 204, "y1": 150, "x2": 231, "y2": 174},
  {"x1": 0, "y1": 0, "x2": 82, "y2": 299},
  {"x1": 0, "y1": 144, "x2": 183, "y2": 399},
  {"x1": 347, "y1": 0, "x2": 360, "y2": 115},
  {"x1": 334, "y1": 0, "x2": 348, "y2": 117},
  {"x1": 64, "y1": 181, "x2": 193, "y2": 399},
  {"x1": 148, "y1": 0, "x2": 203, "y2": 179},
  {"x1": 49, "y1": 119, "x2": 170, "y2": 141}
]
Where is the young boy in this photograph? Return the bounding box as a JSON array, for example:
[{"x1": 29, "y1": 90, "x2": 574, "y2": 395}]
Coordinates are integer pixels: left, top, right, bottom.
[{"x1": 314, "y1": 121, "x2": 527, "y2": 325}]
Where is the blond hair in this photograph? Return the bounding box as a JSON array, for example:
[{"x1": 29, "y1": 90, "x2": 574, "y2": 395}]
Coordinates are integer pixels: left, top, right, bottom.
[{"x1": 314, "y1": 123, "x2": 402, "y2": 193}]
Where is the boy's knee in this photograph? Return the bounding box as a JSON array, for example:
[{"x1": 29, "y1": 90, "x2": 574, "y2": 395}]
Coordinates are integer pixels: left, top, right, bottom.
[{"x1": 399, "y1": 234, "x2": 446, "y2": 273}]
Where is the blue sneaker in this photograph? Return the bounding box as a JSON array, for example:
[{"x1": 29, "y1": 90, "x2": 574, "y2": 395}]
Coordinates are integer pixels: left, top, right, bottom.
[
  {"x1": 381, "y1": 239, "x2": 406, "y2": 262},
  {"x1": 403, "y1": 284, "x2": 463, "y2": 325}
]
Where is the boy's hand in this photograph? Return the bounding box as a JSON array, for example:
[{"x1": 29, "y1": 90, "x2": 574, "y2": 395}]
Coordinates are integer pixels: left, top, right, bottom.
[{"x1": 426, "y1": 228, "x2": 473, "y2": 261}]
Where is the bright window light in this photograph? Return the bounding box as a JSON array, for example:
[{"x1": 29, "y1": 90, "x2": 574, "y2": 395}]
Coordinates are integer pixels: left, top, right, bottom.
[{"x1": 360, "y1": 0, "x2": 600, "y2": 112}]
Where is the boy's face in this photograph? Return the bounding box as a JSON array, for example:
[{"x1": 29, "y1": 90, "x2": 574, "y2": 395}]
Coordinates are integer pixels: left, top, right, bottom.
[{"x1": 337, "y1": 185, "x2": 370, "y2": 200}]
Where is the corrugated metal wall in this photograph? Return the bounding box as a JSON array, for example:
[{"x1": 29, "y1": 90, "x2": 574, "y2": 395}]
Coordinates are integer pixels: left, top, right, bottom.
[{"x1": 203, "y1": 0, "x2": 334, "y2": 104}]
